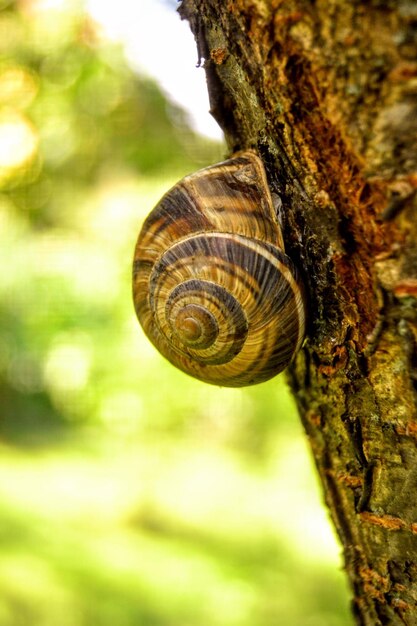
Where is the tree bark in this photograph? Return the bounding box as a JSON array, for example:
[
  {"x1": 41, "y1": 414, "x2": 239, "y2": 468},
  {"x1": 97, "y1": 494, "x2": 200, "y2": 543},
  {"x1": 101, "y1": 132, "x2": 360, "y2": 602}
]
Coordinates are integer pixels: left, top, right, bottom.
[{"x1": 179, "y1": 1, "x2": 417, "y2": 624}]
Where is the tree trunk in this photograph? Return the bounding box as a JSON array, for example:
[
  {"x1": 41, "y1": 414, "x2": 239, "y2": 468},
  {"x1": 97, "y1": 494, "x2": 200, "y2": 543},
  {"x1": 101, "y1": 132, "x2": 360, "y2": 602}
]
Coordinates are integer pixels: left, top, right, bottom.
[{"x1": 178, "y1": 1, "x2": 417, "y2": 624}]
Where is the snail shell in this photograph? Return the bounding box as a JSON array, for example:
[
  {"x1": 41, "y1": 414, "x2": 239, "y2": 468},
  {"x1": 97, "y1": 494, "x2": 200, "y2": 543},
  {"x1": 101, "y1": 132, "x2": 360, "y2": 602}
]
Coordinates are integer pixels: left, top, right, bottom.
[{"x1": 132, "y1": 150, "x2": 306, "y2": 387}]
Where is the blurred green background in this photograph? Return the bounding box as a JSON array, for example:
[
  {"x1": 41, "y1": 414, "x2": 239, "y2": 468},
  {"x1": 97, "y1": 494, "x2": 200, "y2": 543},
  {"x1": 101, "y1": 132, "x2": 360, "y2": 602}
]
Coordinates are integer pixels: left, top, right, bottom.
[{"x1": 0, "y1": 1, "x2": 353, "y2": 624}]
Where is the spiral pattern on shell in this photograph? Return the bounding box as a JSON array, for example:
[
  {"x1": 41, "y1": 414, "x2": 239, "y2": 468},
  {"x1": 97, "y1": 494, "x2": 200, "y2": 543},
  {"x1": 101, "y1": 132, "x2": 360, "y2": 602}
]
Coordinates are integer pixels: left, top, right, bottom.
[{"x1": 133, "y1": 151, "x2": 305, "y2": 387}]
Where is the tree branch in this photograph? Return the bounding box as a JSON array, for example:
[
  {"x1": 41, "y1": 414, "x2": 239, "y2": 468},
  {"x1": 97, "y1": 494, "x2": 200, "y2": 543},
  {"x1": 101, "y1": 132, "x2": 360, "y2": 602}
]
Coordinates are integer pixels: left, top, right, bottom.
[{"x1": 179, "y1": 1, "x2": 417, "y2": 623}]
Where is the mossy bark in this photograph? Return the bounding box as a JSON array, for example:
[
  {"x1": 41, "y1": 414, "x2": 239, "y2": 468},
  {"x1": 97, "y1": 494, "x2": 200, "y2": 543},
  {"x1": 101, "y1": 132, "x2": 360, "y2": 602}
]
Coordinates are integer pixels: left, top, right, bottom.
[{"x1": 179, "y1": 1, "x2": 417, "y2": 624}]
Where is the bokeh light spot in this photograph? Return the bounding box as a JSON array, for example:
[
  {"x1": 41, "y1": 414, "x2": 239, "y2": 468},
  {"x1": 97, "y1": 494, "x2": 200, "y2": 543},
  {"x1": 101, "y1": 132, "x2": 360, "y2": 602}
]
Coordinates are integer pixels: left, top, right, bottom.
[
  {"x1": 0, "y1": 66, "x2": 38, "y2": 109},
  {"x1": 43, "y1": 337, "x2": 92, "y2": 394},
  {"x1": 0, "y1": 112, "x2": 38, "y2": 169}
]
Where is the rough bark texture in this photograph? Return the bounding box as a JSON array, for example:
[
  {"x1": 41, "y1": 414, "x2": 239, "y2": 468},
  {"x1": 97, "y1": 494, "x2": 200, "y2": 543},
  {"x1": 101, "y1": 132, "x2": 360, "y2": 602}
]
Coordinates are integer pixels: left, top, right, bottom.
[{"x1": 179, "y1": 1, "x2": 417, "y2": 624}]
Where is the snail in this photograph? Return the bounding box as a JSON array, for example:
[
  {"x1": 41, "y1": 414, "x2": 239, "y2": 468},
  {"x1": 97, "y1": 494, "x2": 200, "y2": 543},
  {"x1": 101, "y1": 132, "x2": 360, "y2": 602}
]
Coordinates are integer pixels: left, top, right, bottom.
[{"x1": 132, "y1": 150, "x2": 306, "y2": 387}]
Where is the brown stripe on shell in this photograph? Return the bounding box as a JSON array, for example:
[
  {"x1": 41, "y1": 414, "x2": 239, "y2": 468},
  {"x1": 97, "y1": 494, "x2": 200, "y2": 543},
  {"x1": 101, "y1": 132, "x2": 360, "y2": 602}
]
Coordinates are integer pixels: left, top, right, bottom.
[
  {"x1": 132, "y1": 150, "x2": 306, "y2": 387},
  {"x1": 137, "y1": 232, "x2": 304, "y2": 386},
  {"x1": 164, "y1": 280, "x2": 249, "y2": 365},
  {"x1": 132, "y1": 151, "x2": 284, "y2": 275}
]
